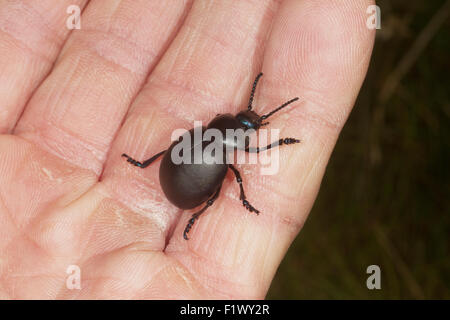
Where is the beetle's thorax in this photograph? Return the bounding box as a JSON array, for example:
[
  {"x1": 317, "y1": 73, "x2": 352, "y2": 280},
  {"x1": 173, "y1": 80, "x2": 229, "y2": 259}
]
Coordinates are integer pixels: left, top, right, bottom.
[{"x1": 206, "y1": 113, "x2": 255, "y2": 151}]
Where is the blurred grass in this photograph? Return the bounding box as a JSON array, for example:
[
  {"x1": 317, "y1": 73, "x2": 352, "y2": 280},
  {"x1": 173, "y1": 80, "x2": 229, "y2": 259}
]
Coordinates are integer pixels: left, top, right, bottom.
[{"x1": 267, "y1": 0, "x2": 450, "y2": 299}]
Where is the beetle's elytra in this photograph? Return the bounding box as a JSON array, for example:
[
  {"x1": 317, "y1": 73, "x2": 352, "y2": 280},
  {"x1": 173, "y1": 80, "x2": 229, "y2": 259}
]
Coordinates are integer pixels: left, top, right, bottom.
[{"x1": 122, "y1": 73, "x2": 300, "y2": 240}]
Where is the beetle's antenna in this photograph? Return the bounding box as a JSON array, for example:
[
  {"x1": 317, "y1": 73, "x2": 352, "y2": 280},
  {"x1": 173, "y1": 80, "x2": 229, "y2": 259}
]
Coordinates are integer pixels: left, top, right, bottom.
[
  {"x1": 260, "y1": 97, "x2": 299, "y2": 120},
  {"x1": 248, "y1": 72, "x2": 263, "y2": 110}
]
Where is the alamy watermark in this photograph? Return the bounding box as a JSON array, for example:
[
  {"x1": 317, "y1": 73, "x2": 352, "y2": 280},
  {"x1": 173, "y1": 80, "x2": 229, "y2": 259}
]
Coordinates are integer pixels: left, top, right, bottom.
[
  {"x1": 66, "y1": 264, "x2": 81, "y2": 290},
  {"x1": 366, "y1": 5, "x2": 381, "y2": 30},
  {"x1": 366, "y1": 265, "x2": 381, "y2": 290},
  {"x1": 66, "y1": 5, "x2": 81, "y2": 30}
]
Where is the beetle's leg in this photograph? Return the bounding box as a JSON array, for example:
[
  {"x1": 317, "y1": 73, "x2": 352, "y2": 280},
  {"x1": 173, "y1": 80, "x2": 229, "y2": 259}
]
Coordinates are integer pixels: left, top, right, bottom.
[
  {"x1": 121, "y1": 150, "x2": 166, "y2": 168},
  {"x1": 245, "y1": 138, "x2": 300, "y2": 153},
  {"x1": 228, "y1": 164, "x2": 260, "y2": 214},
  {"x1": 184, "y1": 186, "x2": 222, "y2": 240}
]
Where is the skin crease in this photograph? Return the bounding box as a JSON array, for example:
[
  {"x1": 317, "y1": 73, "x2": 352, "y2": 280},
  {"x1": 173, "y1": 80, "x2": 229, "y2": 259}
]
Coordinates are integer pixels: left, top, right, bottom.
[{"x1": 0, "y1": 0, "x2": 375, "y2": 299}]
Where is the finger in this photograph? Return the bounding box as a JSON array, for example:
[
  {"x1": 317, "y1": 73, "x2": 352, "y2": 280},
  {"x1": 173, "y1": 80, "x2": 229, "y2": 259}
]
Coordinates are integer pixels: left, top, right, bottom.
[
  {"x1": 165, "y1": 0, "x2": 376, "y2": 298},
  {"x1": 14, "y1": 0, "x2": 190, "y2": 175},
  {"x1": 101, "y1": 1, "x2": 281, "y2": 243},
  {"x1": 0, "y1": 0, "x2": 88, "y2": 133}
]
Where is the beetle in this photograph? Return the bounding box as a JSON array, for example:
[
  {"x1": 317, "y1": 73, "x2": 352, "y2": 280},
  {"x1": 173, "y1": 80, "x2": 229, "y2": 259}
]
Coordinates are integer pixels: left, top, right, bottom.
[{"x1": 122, "y1": 73, "x2": 300, "y2": 240}]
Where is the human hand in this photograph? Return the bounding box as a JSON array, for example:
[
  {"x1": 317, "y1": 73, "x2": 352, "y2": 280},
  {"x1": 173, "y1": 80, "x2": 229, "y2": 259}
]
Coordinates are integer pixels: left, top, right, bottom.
[{"x1": 0, "y1": 0, "x2": 374, "y2": 299}]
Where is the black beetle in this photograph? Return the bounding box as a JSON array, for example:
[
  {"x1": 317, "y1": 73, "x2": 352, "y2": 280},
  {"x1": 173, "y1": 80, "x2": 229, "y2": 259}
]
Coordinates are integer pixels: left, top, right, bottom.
[{"x1": 122, "y1": 73, "x2": 300, "y2": 240}]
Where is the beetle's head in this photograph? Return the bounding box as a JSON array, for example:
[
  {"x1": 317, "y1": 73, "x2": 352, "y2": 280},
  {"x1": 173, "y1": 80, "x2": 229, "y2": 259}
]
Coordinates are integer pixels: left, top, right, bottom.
[
  {"x1": 235, "y1": 96, "x2": 300, "y2": 131},
  {"x1": 235, "y1": 110, "x2": 265, "y2": 131},
  {"x1": 237, "y1": 72, "x2": 300, "y2": 132}
]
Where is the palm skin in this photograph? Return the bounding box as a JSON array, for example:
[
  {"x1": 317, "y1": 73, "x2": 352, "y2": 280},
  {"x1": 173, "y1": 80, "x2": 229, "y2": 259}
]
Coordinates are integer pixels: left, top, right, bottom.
[{"x1": 0, "y1": 0, "x2": 374, "y2": 299}]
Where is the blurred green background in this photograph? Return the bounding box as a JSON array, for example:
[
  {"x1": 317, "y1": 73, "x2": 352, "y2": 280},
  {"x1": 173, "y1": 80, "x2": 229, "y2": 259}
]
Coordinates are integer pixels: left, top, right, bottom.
[{"x1": 268, "y1": 0, "x2": 450, "y2": 299}]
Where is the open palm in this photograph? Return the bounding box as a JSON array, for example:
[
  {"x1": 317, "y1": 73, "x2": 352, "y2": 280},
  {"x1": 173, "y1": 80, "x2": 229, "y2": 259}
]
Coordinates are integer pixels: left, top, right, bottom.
[{"x1": 0, "y1": 0, "x2": 374, "y2": 299}]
